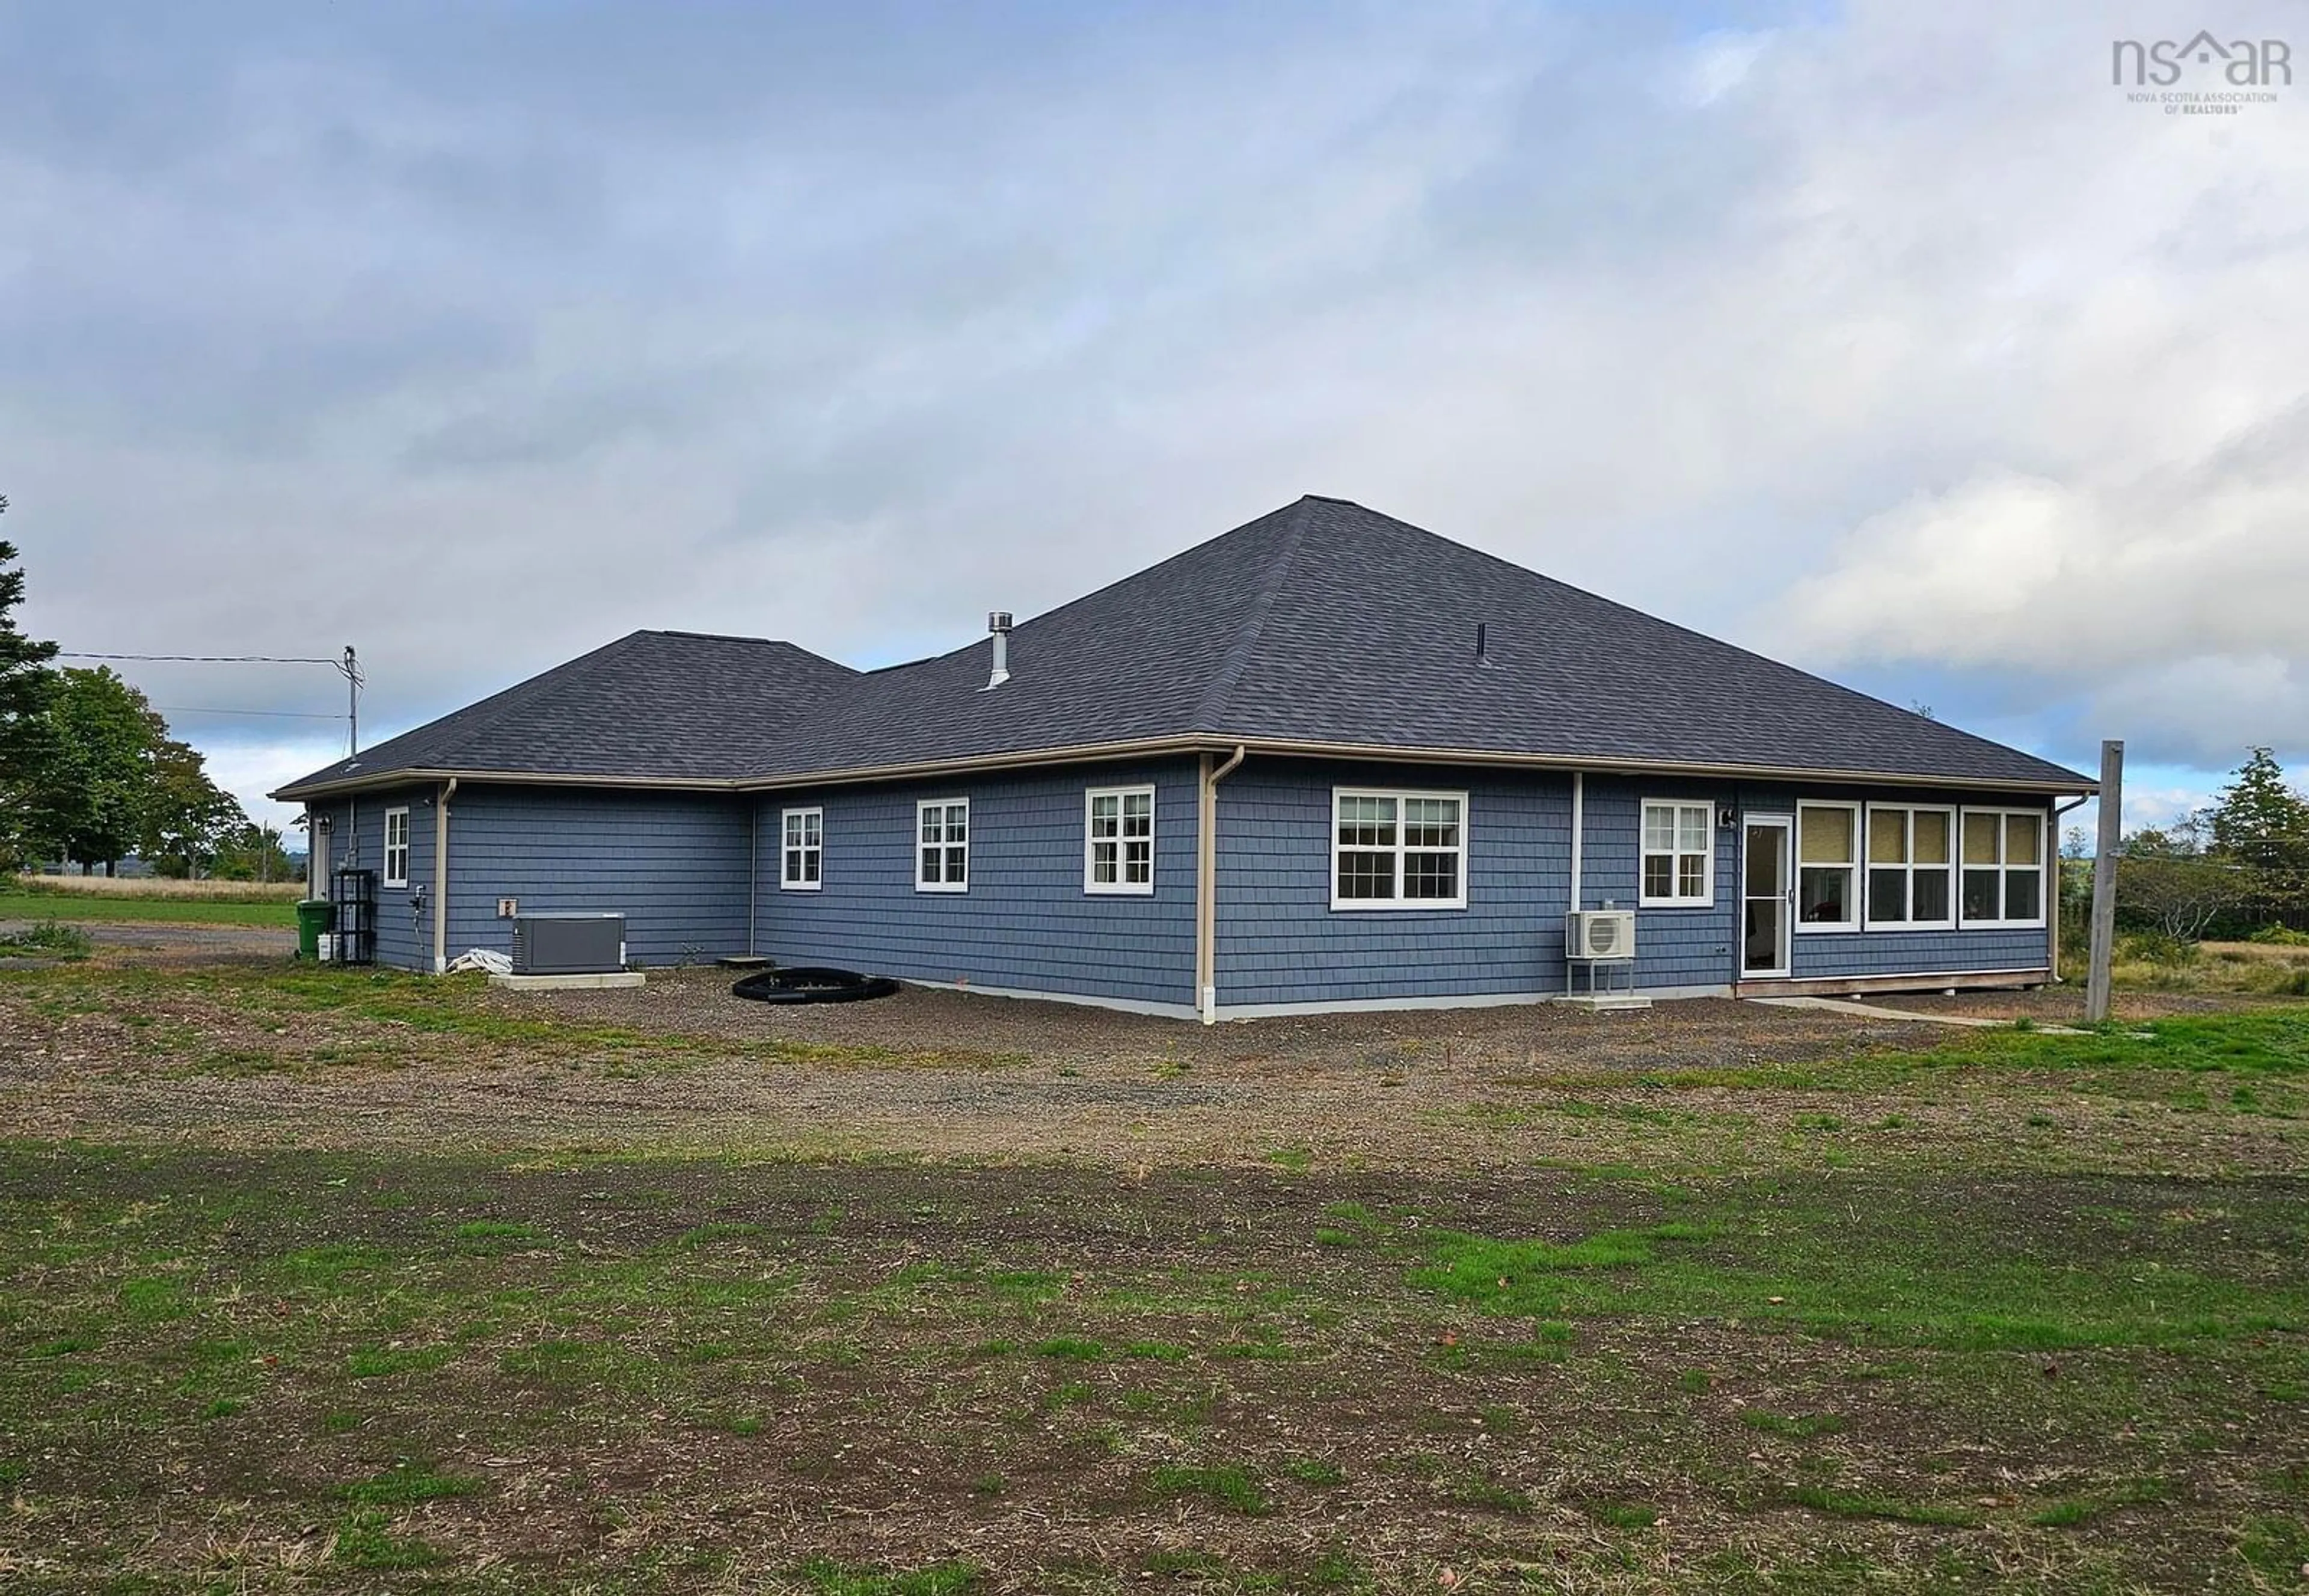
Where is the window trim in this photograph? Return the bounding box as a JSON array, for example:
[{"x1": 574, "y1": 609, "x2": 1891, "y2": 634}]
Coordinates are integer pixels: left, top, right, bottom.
[
  {"x1": 779, "y1": 806, "x2": 823, "y2": 892},
  {"x1": 382, "y1": 806, "x2": 409, "y2": 889},
  {"x1": 1329, "y1": 787, "x2": 1470, "y2": 912},
  {"x1": 1861, "y1": 803, "x2": 1958, "y2": 933},
  {"x1": 915, "y1": 797, "x2": 970, "y2": 894},
  {"x1": 1793, "y1": 800, "x2": 1860, "y2": 934},
  {"x1": 1638, "y1": 799, "x2": 1716, "y2": 909},
  {"x1": 1957, "y1": 806, "x2": 2049, "y2": 929},
  {"x1": 1084, "y1": 785, "x2": 1156, "y2": 896}
]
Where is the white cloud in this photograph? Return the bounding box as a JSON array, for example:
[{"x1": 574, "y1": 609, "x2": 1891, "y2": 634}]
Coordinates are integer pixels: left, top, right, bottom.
[{"x1": 4, "y1": 0, "x2": 2307, "y2": 791}]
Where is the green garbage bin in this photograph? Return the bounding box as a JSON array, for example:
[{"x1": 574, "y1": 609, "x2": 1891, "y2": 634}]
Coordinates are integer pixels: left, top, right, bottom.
[{"x1": 295, "y1": 899, "x2": 332, "y2": 962}]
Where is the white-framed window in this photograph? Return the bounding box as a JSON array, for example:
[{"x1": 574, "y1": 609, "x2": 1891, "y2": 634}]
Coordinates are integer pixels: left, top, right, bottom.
[
  {"x1": 382, "y1": 806, "x2": 410, "y2": 889},
  {"x1": 1795, "y1": 801, "x2": 1859, "y2": 931},
  {"x1": 1863, "y1": 804, "x2": 1956, "y2": 930},
  {"x1": 1960, "y1": 808, "x2": 2046, "y2": 927},
  {"x1": 780, "y1": 807, "x2": 823, "y2": 891},
  {"x1": 1640, "y1": 800, "x2": 1714, "y2": 907},
  {"x1": 1331, "y1": 788, "x2": 1467, "y2": 910},
  {"x1": 916, "y1": 798, "x2": 969, "y2": 892},
  {"x1": 1085, "y1": 786, "x2": 1154, "y2": 894}
]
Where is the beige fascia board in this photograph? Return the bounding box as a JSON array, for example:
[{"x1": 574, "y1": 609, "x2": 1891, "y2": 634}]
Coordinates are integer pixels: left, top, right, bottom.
[{"x1": 274, "y1": 737, "x2": 2096, "y2": 805}]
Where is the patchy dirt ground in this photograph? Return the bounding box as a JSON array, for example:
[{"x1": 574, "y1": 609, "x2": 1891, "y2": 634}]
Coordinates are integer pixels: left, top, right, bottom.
[
  {"x1": 1, "y1": 934, "x2": 2305, "y2": 1593},
  {"x1": 4, "y1": 956, "x2": 2304, "y2": 1178}
]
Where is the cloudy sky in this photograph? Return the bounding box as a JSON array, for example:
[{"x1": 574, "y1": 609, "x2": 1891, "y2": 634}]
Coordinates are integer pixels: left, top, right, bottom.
[{"x1": 5, "y1": 0, "x2": 2302, "y2": 835}]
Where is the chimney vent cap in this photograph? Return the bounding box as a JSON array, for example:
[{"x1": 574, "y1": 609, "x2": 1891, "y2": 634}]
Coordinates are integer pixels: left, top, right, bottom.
[{"x1": 988, "y1": 611, "x2": 1014, "y2": 634}]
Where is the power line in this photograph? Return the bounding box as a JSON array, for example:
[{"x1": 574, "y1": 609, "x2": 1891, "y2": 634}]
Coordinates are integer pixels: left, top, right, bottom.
[
  {"x1": 57, "y1": 645, "x2": 366, "y2": 757},
  {"x1": 58, "y1": 652, "x2": 341, "y2": 664},
  {"x1": 156, "y1": 706, "x2": 349, "y2": 720}
]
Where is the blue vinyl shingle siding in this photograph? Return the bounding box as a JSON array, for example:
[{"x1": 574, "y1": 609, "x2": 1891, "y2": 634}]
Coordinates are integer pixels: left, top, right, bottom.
[
  {"x1": 1215, "y1": 760, "x2": 1568, "y2": 1008},
  {"x1": 752, "y1": 760, "x2": 1198, "y2": 1010},
  {"x1": 316, "y1": 785, "x2": 434, "y2": 971},
  {"x1": 322, "y1": 761, "x2": 2050, "y2": 1004},
  {"x1": 1210, "y1": 764, "x2": 2050, "y2": 1010},
  {"x1": 443, "y1": 787, "x2": 752, "y2": 968}
]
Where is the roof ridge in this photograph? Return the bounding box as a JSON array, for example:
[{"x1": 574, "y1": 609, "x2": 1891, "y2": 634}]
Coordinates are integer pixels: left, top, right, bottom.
[{"x1": 1191, "y1": 496, "x2": 1317, "y2": 732}]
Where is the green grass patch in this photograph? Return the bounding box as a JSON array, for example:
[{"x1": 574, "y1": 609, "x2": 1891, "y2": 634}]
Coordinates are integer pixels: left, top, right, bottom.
[
  {"x1": 1032, "y1": 1336, "x2": 1105, "y2": 1361},
  {"x1": 339, "y1": 1461, "x2": 483, "y2": 1506},
  {"x1": 346, "y1": 1344, "x2": 455, "y2": 1380},
  {"x1": 2030, "y1": 1478, "x2": 2168, "y2": 1527},
  {"x1": 1284, "y1": 1459, "x2": 1346, "y2": 1485},
  {"x1": 1740, "y1": 1409, "x2": 1848, "y2": 1438},
  {"x1": 0, "y1": 920, "x2": 92, "y2": 959},
  {"x1": 331, "y1": 1508, "x2": 440, "y2": 1569},
  {"x1": 1150, "y1": 1462, "x2": 1271, "y2": 1516},
  {"x1": 1785, "y1": 1485, "x2": 1978, "y2": 1527},
  {"x1": 0, "y1": 890, "x2": 296, "y2": 928},
  {"x1": 1587, "y1": 1500, "x2": 1659, "y2": 1529}
]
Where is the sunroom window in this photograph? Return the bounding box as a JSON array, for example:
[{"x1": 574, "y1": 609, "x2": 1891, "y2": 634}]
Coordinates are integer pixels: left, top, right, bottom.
[
  {"x1": 1795, "y1": 802, "x2": 1857, "y2": 928},
  {"x1": 1865, "y1": 805, "x2": 1954, "y2": 928},
  {"x1": 1960, "y1": 809, "x2": 2045, "y2": 925}
]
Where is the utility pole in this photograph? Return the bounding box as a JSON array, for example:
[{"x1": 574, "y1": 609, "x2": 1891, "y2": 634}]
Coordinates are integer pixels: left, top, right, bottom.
[
  {"x1": 2084, "y1": 738, "x2": 2123, "y2": 1024},
  {"x1": 338, "y1": 645, "x2": 364, "y2": 755}
]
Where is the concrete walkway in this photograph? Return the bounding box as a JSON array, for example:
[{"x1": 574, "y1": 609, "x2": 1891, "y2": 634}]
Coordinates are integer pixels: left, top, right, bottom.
[{"x1": 1746, "y1": 994, "x2": 2086, "y2": 1034}]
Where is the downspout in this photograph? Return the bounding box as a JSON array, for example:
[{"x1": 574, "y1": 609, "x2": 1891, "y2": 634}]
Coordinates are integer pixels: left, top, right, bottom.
[
  {"x1": 2049, "y1": 794, "x2": 2090, "y2": 983},
  {"x1": 1196, "y1": 745, "x2": 1248, "y2": 1024},
  {"x1": 432, "y1": 778, "x2": 458, "y2": 974},
  {"x1": 1568, "y1": 771, "x2": 1585, "y2": 912},
  {"x1": 747, "y1": 799, "x2": 759, "y2": 957}
]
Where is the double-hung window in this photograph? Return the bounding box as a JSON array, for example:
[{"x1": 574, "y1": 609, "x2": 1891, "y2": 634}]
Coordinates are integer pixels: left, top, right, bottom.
[
  {"x1": 1863, "y1": 805, "x2": 1955, "y2": 928},
  {"x1": 1960, "y1": 808, "x2": 2045, "y2": 926},
  {"x1": 916, "y1": 799, "x2": 969, "y2": 892},
  {"x1": 1640, "y1": 800, "x2": 1713, "y2": 907},
  {"x1": 1085, "y1": 786, "x2": 1154, "y2": 894},
  {"x1": 780, "y1": 807, "x2": 823, "y2": 891},
  {"x1": 382, "y1": 806, "x2": 410, "y2": 889},
  {"x1": 1795, "y1": 802, "x2": 1859, "y2": 929},
  {"x1": 1331, "y1": 789, "x2": 1467, "y2": 909}
]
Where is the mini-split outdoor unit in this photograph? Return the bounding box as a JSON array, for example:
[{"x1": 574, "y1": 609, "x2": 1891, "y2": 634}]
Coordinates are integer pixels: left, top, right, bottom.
[{"x1": 1565, "y1": 909, "x2": 1636, "y2": 962}]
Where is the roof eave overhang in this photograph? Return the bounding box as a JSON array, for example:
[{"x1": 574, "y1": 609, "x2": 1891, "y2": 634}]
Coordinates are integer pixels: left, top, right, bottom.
[
  {"x1": 269, "y1": 767, "x2": 749, "y2": 802},
  {"x1": 272, "y1": 738, "x2": 2095, "y2": 805}
]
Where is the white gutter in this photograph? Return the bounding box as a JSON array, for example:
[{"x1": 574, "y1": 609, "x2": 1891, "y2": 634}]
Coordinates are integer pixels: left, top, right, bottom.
[
  {"x1": 431, "y1": 776, "x2": 457, "y2": 974},
  {"x1": 1196, "y1": 745, "x2": 1248, "y2": 1024},
  {"x1": 273, "y1": 740, "x2": 2097, "y2": 805}
]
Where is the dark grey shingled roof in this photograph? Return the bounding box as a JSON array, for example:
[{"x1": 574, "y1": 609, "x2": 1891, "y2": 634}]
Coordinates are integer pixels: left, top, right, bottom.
[
  {"x1": 276, "y1": 630, "x2": 859, "y2": 794},
  {"x1": 275, "y1": 497, "x2": 2090, "y2": 799}
]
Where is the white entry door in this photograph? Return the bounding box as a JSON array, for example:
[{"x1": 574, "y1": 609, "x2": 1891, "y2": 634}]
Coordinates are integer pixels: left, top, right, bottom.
[{"x1": 1742, "y1": 816, "x2": 1792, "y2": 979}]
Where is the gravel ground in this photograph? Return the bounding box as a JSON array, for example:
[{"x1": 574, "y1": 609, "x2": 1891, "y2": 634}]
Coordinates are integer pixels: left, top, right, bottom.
[{"x1": 0, "y1": 916, "x2": 294, "y2": 964}]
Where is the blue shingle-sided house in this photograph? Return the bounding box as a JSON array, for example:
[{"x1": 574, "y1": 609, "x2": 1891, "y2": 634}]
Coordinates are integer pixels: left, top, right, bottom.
[{"x1": 273, "y1": 497, "x2": 2094, "y2": 1019}]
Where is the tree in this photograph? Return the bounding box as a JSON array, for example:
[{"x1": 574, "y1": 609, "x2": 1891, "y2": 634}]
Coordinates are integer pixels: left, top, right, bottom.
[
  {"x1": 2117, "y1": 854, "x2": 2248, "y2": 942},
  {"x1": 2207, "y1": 747, "x2": 2309, "y2": 875},
  {"x1": 0, "y1": 499, "x2": 61, "y2": 870},
  {"x1": 25, "y1": 667, "x2": 168, "y2": 873},
  {"x1": 213, "y1": 820, "x2": 294, "y2": 883},
  {"x1": 143, "y1": 736, "x2": 246, "y2": 877}
]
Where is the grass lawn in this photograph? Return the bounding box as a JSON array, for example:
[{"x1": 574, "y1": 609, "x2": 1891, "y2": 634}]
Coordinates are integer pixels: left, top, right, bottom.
[
  {"x1": 1, "y1": 959, "x2": 2305, "y2": 1592},
  {"x1": 0, "y1": 889, "x2": 298, "y2": 928}
]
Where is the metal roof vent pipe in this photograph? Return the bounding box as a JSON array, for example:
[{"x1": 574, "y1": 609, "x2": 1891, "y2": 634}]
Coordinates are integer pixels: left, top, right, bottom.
[
  {"x1": 984, "y1": 611, "x2": 1013, "y2": 690},
  {"x1": 1474, "y1": 621, "x2": 1492, "y2": 668}
]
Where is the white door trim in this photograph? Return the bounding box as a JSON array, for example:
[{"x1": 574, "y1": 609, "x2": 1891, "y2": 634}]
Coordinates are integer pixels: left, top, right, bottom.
[{"x1": 1742, "y1": 814, "x2": 1793, "y2": 980}]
